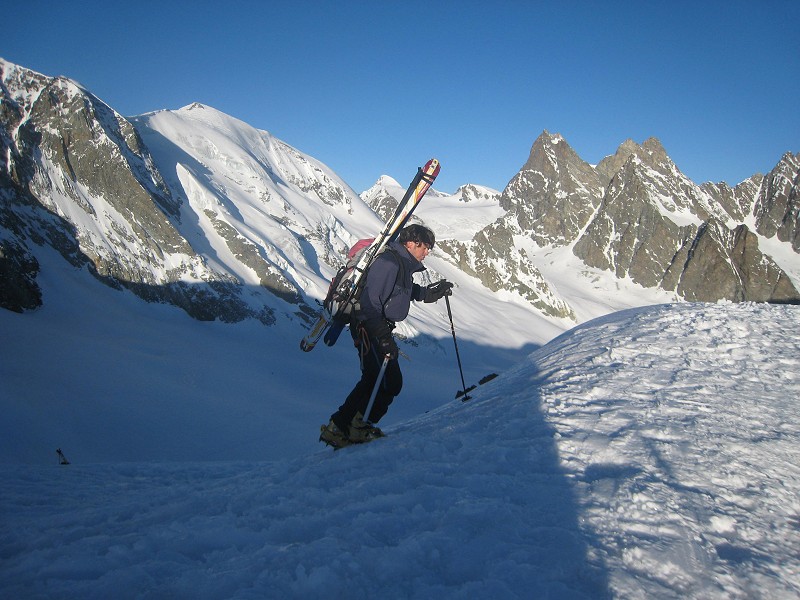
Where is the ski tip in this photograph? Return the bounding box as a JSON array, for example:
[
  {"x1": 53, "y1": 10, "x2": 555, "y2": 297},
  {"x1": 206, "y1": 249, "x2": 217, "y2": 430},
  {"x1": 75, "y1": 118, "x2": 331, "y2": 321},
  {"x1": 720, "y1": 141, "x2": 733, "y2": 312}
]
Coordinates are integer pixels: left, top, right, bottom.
[{"x1": 424, "y1": 158, "x2": 441, "y2": 176}]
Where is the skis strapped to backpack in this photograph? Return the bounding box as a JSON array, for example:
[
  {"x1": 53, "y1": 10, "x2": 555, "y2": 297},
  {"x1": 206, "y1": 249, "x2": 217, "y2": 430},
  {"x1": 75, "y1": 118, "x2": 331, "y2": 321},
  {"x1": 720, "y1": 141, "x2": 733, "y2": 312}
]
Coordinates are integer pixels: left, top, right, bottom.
[{"x1": 300, "y1": 158, "x2": 440, "y2": 352}]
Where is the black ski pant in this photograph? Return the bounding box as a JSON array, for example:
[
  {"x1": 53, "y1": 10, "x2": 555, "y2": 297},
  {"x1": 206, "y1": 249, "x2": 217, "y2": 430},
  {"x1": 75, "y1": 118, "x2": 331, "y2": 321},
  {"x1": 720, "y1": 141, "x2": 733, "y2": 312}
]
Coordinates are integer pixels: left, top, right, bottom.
[{"x1": 332, "y1": 334, "x2": 402, "y2": 432}]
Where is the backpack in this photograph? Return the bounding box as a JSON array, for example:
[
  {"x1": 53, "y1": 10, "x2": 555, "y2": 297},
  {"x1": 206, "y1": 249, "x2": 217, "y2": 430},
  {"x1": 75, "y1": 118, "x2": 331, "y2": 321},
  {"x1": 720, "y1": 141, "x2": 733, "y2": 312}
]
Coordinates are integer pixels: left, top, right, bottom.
[{"x1": 323, "y1": 238, "x2": 404, "y2": 323}]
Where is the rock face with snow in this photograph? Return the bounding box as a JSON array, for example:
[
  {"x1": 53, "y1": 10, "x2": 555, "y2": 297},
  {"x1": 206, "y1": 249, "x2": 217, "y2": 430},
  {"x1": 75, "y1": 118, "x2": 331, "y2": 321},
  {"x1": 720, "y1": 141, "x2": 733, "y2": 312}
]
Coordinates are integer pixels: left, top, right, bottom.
[
  {"x1": 503, "y1": 131, "x2": 604, "y2": 246},
  {"x1": 752, "y1": 151, "x2": 800, "y2": 251},
  {"x1": 0, "y1": 59, "x2": 370, "y2": 323},
  {"x1": 369, "y1": 132, "x2": 799, "y2": 318},
  {"x1": 1, "y1": 60, "x2": 251, "y2": 320},
  {"x1": 572, "y1": 137, "x2": 798, "y2": 302},
  {"x1": 493, "y1": 132, "x2": 800, "y2": 305},
  {"x1": 700, "y1": 175, "x2": 763, "y2": 224}
]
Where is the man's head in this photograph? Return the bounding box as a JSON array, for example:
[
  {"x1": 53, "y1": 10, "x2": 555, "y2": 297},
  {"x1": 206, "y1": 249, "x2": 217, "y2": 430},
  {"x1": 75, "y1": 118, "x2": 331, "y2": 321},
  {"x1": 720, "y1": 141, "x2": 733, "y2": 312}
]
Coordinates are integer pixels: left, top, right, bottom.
[{"x1": 399, "y1": 224, "x2": 435, "y2": 261}]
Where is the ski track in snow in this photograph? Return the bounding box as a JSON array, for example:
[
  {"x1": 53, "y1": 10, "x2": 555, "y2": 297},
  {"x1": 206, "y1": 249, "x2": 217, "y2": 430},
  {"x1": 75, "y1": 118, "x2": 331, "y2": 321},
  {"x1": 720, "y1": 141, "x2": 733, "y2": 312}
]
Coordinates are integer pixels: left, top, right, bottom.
[{"x1": 2, "y1": 303, "x2": 800, "y2": 599}]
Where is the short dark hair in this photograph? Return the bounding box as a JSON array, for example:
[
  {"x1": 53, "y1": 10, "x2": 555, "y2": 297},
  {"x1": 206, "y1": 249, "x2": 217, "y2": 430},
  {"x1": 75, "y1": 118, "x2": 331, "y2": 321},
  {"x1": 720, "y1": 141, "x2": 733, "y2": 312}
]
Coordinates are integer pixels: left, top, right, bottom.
[{"x1": 398, "y1": 224, "x2": 435, "y2": 248}]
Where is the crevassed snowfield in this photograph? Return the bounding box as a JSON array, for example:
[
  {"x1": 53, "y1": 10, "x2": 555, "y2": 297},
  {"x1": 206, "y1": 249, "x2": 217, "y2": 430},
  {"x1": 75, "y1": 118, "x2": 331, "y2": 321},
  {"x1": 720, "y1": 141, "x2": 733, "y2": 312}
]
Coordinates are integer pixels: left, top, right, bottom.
[{"x1": 2, "y1": 301, "x2": 799, "y2": 599}]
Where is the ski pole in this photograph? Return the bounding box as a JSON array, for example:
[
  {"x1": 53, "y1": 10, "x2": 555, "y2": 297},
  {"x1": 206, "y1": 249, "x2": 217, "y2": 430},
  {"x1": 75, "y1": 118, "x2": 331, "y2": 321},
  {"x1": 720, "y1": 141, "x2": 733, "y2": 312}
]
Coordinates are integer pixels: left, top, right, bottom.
[
  {"x1": 445, "y1": 295, "x2": 470, "y2": 401},
  {"x1": 363, "y1": 354, "x2": 390, "y2": 423}
]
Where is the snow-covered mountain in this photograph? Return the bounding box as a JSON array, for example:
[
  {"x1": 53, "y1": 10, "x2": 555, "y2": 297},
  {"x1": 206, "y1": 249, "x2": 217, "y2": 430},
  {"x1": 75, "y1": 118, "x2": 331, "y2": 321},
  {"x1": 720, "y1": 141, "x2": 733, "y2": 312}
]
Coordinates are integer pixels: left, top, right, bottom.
[
  {"x1": 0, "y1": 56, "x2": 376, "y2": 325},
  {"x1": 1, "y1": 56, "x2": 798, "y2": 393},
  {"x1": 4, "y1": 58, "x2": 799, "y2": 332},
  {"x1": 574, "y1": 136, "x2": 799, "y2": 302}
]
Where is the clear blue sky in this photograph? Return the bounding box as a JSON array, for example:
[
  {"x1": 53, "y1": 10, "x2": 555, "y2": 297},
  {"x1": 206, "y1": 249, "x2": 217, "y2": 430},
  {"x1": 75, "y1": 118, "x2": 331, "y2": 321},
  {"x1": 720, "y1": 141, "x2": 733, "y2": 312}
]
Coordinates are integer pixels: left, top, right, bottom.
[{"x1": 5, "y1": 1, "x2": 799, "y2": 194}]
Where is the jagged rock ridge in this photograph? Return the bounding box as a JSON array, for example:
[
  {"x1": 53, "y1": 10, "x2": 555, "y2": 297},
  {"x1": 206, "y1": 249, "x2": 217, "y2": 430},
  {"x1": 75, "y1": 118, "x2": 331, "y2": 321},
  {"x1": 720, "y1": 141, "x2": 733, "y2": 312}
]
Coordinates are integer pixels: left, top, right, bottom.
[{"x1": 453, "y1": 131, "x2": 800, "y2": 309}]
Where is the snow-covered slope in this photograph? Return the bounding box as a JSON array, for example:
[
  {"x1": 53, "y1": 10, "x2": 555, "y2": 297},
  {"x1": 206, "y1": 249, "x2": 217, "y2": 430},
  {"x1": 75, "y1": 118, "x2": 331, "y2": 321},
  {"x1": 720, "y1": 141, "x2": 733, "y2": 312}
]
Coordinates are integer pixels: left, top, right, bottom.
[
  {"x1": 2, "y1": 302, "x2": 798, "y2": 599},
  {"x1": 0, "y1": 238, "x2": 557, "y2": 466},
  {"x1": 132, "y1": 103, "x2": 380, "y2": 293}
]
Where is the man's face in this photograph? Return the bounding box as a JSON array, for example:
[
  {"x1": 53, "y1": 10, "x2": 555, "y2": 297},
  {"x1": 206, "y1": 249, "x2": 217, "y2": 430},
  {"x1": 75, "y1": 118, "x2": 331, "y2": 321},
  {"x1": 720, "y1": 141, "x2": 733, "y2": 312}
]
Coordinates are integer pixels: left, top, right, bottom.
[{"x1": 405, "y1": 241, "x2": 431, "y2": 262}]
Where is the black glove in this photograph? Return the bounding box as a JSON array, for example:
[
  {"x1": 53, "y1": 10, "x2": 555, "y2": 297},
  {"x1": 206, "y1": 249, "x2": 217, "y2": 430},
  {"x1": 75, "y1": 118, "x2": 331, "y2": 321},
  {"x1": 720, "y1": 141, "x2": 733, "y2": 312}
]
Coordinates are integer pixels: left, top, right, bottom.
[
  {"x1": 362, "y1": 318, "x2": 398, "y2": 359},
  {"x1": 423, "y1": 280, "x2": 453, "y2": 303},
  {"x1": 376, "y1": 335, "x2": 398, "y2": 360}
]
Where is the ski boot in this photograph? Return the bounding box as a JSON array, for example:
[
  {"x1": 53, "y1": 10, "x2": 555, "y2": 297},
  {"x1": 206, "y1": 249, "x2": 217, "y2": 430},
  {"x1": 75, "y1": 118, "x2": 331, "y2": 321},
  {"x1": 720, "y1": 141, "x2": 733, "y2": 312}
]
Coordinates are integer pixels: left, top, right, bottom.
[
  {"x1": 319, "y1": 420, "x2": 351, "y2": 449},
  {"x1": 348, "y1": 413, "x2": 385, "y2": 444}
]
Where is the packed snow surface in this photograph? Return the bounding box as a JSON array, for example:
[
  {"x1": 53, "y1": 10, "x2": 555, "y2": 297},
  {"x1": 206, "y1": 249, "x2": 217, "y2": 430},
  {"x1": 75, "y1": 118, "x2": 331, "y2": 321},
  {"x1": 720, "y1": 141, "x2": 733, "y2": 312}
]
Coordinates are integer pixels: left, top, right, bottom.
[{"x1": 2, "y1": 302, "x2": 799, "y2": 599}]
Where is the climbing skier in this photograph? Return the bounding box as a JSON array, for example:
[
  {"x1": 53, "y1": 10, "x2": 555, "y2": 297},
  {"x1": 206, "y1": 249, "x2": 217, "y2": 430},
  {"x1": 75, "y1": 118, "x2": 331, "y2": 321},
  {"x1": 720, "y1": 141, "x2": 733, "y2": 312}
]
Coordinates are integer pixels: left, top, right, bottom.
[{"x1": 320, "y1": 224, "x2": 453, "y2": 448}]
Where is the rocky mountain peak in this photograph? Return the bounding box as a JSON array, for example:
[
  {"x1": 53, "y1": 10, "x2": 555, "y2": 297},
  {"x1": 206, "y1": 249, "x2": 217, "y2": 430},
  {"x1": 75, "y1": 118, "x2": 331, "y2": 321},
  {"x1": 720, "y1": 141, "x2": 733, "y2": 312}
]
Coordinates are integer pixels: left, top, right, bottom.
[
  {"x1": 595, "y1": 137, "x2": 671, "y2": 185},
  {"x1": 640, "y1": 137, "x2": 669, "y2": 163},
  {"x1": 753, "y1": 151, "x2": 800, "y2": 251},
  {"x1": 455, "y1": 184, "x2": 499, "y2": 203},
  {"x1": 521, "y1": 130, "x2": 584, "y2": 173},
  {"x1": 500, "y1": 131, "x2": 799, "y2": 304},
  {"x1": 501, "y1": 131, "x2": 604, "y2": 245}
]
